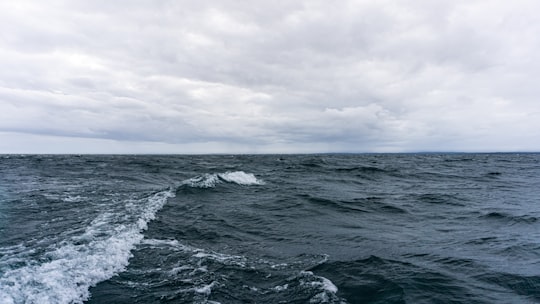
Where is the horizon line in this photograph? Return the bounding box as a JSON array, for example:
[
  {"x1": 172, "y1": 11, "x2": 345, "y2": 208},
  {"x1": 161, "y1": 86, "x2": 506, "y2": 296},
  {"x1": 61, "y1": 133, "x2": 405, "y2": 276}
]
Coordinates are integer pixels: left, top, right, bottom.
[{"x1": 2, "y1": 151, "x2": 539, "y2": 156}]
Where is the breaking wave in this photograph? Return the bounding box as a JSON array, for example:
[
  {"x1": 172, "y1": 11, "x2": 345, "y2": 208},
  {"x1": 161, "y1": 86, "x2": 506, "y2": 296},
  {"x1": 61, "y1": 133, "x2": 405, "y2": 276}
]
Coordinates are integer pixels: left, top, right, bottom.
[
  {"x1": 0, "y1": 171, "x2": 263, "y2": 304},
  {"x1": 184, "y1": 171, "x2": 265, "y2": 188}
]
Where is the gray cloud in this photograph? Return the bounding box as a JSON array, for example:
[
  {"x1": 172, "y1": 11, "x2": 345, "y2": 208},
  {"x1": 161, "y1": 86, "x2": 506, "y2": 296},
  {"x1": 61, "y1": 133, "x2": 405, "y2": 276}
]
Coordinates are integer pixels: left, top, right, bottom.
[{"x1": 1, "y1": 0, "x2": 540, "y2": 153}]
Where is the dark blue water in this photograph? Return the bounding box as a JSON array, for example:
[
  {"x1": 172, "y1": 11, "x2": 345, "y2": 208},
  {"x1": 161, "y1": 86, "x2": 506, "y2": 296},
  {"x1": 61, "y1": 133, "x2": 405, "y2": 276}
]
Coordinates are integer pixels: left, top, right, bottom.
[{"x1": 1, "y1": 154, "x2": 539, "y2": 303}]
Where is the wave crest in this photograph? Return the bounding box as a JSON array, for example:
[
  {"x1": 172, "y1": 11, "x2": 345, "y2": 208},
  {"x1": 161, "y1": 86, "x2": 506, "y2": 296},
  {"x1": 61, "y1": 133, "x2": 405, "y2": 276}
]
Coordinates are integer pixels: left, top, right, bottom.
[{"x1": 184, "y1": 171, "x2": 264, "y2": 188}]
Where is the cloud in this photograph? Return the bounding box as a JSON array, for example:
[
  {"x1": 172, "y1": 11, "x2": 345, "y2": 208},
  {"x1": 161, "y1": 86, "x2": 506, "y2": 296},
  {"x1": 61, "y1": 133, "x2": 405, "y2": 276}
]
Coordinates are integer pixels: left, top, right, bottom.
[{"x1": 1, "y1": 0, "x2": 540, "y2": 153}]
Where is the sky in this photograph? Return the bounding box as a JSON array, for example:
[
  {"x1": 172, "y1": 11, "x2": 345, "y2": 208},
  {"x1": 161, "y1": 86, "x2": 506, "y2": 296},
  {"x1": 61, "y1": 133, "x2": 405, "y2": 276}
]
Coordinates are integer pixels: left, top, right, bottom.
[{"x1": 1, "y1": 0, "x2": 540, "y2": 154}]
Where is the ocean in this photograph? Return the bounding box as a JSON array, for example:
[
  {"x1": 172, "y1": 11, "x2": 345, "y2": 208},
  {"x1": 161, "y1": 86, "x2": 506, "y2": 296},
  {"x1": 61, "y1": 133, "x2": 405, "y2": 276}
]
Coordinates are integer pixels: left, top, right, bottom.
[{"x1": 0, "y1": 154, "x2": 539, "y2": 303}]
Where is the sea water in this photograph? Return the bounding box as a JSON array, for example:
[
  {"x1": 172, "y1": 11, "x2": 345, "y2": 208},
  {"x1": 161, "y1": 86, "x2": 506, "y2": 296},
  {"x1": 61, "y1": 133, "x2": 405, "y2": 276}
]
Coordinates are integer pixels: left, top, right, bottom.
[{"x1": 0, "y1": 154, "x2": 539, "y2": 303}]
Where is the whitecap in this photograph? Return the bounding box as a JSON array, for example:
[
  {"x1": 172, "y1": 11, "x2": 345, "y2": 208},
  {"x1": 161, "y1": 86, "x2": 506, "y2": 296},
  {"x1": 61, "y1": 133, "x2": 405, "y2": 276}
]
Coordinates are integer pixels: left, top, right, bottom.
[
  {"x1": 62, "y1": 195, "x2": 86, "y2": 203},
  {"x1": 298, "y1": 271, "x2": 343, "y2": 304},
  {"x1": 218, "y1": 171, "x2": 265, "y2": 186},
  {"x1": 273, "y1": 283, "x2": 289, "y2": 291},
  {"x1": 194, "y1": 281, "x2": 216, "y2": 295},
  {"x1": 185, "y1": 173, "x2": 221, "y2": 188},
  {"x1": 183, "y1": 171, "x2": 264, "y2": 188},
  {"x1": 307, "y1": 273, "x2": 338, "y2": 293}
]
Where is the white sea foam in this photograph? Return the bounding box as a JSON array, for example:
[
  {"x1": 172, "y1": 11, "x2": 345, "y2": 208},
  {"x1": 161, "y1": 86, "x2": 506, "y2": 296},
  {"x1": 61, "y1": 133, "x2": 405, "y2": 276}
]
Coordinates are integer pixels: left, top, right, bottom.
[
  {"x1": 62, "y1": 195, "x2": 85, "y2": 203},
  {"x1": 141, "y1": 238, "x2": 249, "y2": 268},
  {"x1": 300, "y1": 271, "x2": 338, "y2": 291},
  {"x1": 141, "y1": 238, "x2": 182, "y2": 248},
  {"x1": 310, "y1": 274, "x2": 338, "y2": 293},
  {"x1": 273, "y1": 283, "x2": 289, "y2": 291},
  {"x1": 186, "y1": 173, "x2": 221, "y2": 188},
  {"x1": 0, "y1": 189, "x2": 175, "y2": 304},
  {"x1": 298, "y1": 271, "x2": 342, "y2": 304},
  {"x1": 218, "y1": 171, "x2": 264, "y2": 185},
  {"x1": 192, "y1": 251, "x2": 247, "y2": 267},
  {"x1": 190, "y1": 265, "x2": 208, "y2": 275},
  {"x1": 194, "y1": 281, "x2": 216, "y2": 295},
  {"x1": 168, "y1": 265, "x2": 193, "y2": 276},
  {"x1": 184, "y1": 171, "x2": 264, "y2": 188}
]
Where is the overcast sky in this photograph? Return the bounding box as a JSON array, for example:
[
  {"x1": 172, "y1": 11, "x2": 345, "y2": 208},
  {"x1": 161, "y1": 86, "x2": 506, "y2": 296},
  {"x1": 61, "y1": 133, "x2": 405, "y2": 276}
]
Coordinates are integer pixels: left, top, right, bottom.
[{"x1": 1, "y1": 0, "x2": 539, "y2": 153}]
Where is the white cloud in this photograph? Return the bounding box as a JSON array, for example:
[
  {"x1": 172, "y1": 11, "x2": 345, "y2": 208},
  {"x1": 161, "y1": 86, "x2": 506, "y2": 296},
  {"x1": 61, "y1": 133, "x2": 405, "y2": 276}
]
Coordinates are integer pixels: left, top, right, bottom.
[{"x1": 1, "y1": 0, "x2": 540, "y2": 153}]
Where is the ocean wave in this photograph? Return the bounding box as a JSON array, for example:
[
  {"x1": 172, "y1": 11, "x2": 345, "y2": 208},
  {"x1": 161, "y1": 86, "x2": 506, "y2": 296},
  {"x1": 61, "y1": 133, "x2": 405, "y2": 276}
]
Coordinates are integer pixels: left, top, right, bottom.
[
  {"x1": 183, "y1": 171, "x2": 264, "y2": 188},
  {"x1": 123, "y1": 239, "x2": 346, "y2": 303},
  {"x1": 303, "y1": 195, "x2": 369, "y2": 214},
  {"x1": 312, "y1": 255, "x2": 479, "y2": 303},
  {"x1": 299, "y1": 158, "x2": 329, "y2": 168},
  {"x1": 124, "y1": 239, "x2": 251, "y2": 303},
  {"x1": 474, "y1": 271, "x2": 540, "y2": 301},
  {"x1": 297, "y1": 271, "x2": 343, "y2": 304},
  {"x1": 62, "y1": 195, "x2": 86, "y2": 203},
  {"x1": 305, "y1": 195, "x2": 409, "y2": 215},
  {"x1": 412, "y1": 193, "x2": 466, "y2": 206},
  {"x1": 335, "y1": 165, "x2": 391, "y2": 174},
  {"x1": 141, "y1": 238, "x2": 249, "y2": 267},
  {"x1": 479, "y1": 211, "x2": 538, "y2": 224},
  {"x1": 0, "y1": 189, "x2": 175, "y2": 304}
]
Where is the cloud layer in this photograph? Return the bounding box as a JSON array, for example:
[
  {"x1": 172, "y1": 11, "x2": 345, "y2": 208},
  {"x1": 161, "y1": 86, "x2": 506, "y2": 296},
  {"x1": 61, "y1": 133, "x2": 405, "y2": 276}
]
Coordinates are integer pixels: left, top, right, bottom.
[{"x1": 1, "y1": 0, "x2": 540, "y2": 153}]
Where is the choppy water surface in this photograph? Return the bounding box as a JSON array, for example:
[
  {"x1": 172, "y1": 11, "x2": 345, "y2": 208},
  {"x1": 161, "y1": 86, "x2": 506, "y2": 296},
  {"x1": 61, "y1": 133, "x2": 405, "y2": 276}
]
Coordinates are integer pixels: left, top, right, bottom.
[{"x1": 0, "y1": 154, "x2": 539, "y2": 303}]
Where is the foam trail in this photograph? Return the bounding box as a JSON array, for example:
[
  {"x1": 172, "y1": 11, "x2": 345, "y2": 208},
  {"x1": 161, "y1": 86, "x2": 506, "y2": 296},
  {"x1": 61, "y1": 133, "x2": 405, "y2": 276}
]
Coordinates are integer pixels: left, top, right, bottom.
[{"x1": 0, "y1": 189, "x2": 175, "y2": 304}]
